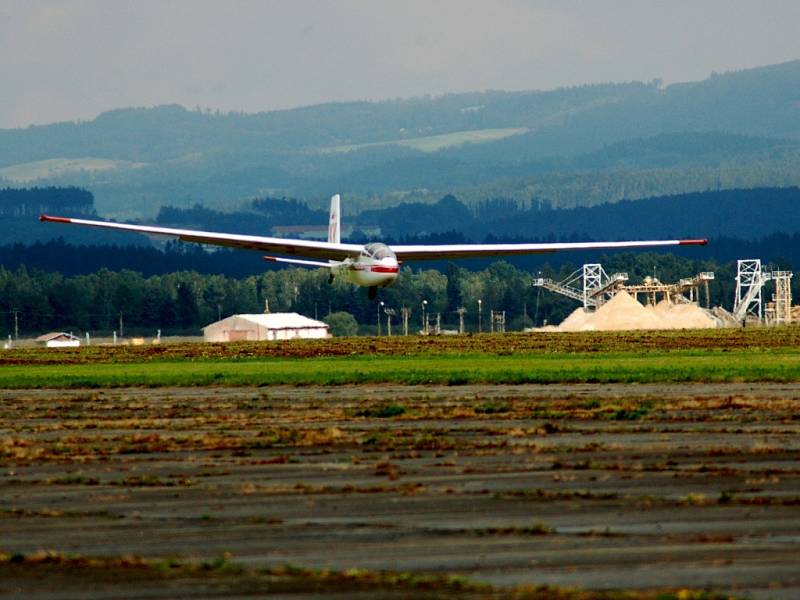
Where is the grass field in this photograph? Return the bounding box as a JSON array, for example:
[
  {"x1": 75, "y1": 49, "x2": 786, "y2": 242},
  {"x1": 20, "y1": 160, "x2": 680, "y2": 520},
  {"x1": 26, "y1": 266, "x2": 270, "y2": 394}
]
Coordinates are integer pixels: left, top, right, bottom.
[
  {"x1": 0, "y1": 157, "x2": 144, "y2": 183},
  {"x1": 2, "y1": 329, "x2": 799, "y2": 388},
  {"x1": 322, "y1": 127, "x2": 529, "y2": 153},
  {"x1": 2, "y1": 350, "x2": 800, "y2": 388}
]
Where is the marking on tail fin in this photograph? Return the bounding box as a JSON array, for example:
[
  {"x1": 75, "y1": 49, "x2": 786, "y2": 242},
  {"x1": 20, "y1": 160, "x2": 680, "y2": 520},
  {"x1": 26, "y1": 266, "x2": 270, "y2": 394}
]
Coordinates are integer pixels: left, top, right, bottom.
[{"x1": 328, "y1": 194, "x2": 341, "y2": 244}]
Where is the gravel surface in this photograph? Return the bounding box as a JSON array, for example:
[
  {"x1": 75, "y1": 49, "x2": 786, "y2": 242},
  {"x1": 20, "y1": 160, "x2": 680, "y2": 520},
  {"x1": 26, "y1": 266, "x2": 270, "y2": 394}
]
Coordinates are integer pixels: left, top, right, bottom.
[{"x1": 2, "y1": 383, "x2": 799, "y2": 599}]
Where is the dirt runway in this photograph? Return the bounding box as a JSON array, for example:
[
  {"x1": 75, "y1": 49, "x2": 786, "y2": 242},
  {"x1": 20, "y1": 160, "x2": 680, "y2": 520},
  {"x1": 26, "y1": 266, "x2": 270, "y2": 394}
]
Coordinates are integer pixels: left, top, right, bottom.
[{"x1": 2, "y1": 383, "x2": 799, "y2": 598}]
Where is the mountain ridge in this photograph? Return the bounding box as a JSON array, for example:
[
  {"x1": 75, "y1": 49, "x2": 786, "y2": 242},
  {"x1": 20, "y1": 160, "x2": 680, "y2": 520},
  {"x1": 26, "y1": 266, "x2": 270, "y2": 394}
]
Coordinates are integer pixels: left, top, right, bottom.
[{"x1": 2, "y1": 60, "x2": 800, "y2": 218}]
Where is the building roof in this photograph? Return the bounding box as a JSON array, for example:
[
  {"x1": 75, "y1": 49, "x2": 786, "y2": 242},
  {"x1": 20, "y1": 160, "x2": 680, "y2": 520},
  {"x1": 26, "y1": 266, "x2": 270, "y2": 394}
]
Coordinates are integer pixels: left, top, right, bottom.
[
  {"x1": 203, "y1": 313, "x2": 329, "y2": 331},
  {"x1": 35, "y1": 331, "x2": 80, "y2": 342}
]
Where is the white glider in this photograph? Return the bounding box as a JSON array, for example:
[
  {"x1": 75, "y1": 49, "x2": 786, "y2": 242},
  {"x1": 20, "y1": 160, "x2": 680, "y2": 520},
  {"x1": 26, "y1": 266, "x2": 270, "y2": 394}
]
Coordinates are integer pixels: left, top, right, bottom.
[{"x1": 41, "y1": 194, "x2": 707, "y2": 299}]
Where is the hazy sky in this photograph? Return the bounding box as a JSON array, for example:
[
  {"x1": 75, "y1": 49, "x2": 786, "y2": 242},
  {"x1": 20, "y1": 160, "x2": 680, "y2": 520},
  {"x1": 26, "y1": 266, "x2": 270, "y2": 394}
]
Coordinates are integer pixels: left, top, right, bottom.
[{"x1": 1, "y1": 0, "x2": 800, "y2": 129}]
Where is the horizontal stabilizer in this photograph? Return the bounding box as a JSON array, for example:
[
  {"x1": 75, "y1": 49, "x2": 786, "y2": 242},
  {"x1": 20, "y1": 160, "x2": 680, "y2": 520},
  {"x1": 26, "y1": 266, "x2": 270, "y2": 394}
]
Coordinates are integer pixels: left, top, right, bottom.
[{"x1": 263, "y1": 256, "x2": 337, "y2": 268}]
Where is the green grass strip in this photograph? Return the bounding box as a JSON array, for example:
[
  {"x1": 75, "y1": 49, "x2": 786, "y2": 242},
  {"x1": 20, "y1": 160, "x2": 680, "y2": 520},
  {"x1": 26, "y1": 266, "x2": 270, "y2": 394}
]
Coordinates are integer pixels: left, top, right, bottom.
[{"x1": 2, "y1": 350, "x2": 800, "y2": 388}]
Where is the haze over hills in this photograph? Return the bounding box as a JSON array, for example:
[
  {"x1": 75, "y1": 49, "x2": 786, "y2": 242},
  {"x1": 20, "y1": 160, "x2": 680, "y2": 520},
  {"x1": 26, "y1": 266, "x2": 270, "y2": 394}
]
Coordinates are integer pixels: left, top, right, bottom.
[{"x1": 2, "y1": 60, "x2": 800, "y2": 218}]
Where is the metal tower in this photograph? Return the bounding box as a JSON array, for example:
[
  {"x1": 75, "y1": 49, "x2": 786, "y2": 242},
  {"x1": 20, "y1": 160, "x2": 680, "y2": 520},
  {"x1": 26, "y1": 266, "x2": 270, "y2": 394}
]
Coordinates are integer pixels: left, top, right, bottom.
[
  {"x1": 771, "y1": 271, "x2": 793, "y2": 324},
  {"x1": 532, "y1": 264, "x2": 628, "y2": 309},
  {"x1": 582, "y1": 264, "x2": 604, "y2": 308},
  {"x1": 490, "y1": 310, "x2": 506, "y2": 333},
  {"x1": 734, "y1": 259, "x2": 770, "y2": 323}
]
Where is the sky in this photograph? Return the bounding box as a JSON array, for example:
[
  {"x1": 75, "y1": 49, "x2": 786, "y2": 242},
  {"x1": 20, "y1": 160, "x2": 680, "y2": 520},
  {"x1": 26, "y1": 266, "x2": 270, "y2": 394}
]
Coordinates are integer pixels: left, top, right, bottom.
[{"x1": 1, "y1": 0, "x2": 800, "y2": 129}]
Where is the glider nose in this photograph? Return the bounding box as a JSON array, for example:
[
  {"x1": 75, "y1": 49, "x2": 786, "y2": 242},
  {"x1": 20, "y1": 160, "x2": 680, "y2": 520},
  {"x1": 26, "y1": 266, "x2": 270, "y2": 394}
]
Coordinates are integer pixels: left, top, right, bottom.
[
  {"x1": 378, "y1": 257, "x2": 399, "y2": 274},
  {"x1": 368, "y1": 257, "x2": 400, "y2": 287}
]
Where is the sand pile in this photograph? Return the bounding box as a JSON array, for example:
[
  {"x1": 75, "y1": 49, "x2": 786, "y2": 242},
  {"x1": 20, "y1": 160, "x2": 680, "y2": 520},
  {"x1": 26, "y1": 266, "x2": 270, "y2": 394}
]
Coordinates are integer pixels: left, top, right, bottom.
[
  {"x1": 649, "y1": 299, "x2": 718, "y2": 329},
  {"x1": 559, "y1": 307, "x2": 595, "y2": 331},
  {"x1": 550, "y1": 291, "x2": 719, "y2": 332}
]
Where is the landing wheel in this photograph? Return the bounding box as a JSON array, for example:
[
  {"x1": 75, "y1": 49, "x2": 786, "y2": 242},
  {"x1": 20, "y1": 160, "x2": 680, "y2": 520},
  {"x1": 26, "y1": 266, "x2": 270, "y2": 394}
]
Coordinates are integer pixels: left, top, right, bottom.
[
  {"x1": 328, "y1": 273, "x2": 334, "y2": 284},
  {"x1": 368, "y1": 286, "x2": 377, "y2": 300}
]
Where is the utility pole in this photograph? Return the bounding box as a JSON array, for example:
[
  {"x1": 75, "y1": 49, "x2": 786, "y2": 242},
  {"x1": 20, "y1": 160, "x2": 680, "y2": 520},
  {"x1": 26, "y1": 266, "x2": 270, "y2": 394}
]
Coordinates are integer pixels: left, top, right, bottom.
[
  {"x1": 119, "y1": 313, "x2": 124, "y2": 339},
  {"x1": 384, "y1": 307, "x2": 395, "y2": 337},
  {"x1": 456, "y1": 307, "x2": 466, "y2": 334},
  {"x1": 490, "y1": 310, "x2": 506, "y2": 333},
  {"x1": 401, "y1": 307, "x2": 410, "y2": 336},
  {"x1": 377, "y1": 301, "x2": 384, "y2": 336},
  {"x1": 477, "y1": 299, "x2": 482, "y2": 333},
  {"x1": 12, "y1": 308, "x2": 19, "y2": 341}
]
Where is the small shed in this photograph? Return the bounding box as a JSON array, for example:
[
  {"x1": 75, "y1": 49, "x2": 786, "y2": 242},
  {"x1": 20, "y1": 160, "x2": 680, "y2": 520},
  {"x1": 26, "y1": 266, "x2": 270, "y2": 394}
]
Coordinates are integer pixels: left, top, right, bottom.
[
  {"x1": 35, "y1": 332, "x2": 81, "y2": 348},
  {"x1": 202, "y1": 313, "x2": 330, "y2": 342}
]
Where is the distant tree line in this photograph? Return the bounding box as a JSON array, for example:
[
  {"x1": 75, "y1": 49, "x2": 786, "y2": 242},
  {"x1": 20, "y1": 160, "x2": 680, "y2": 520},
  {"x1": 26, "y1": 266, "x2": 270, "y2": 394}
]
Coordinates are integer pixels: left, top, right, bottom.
[
  {"x1": 2, "y1": 228, "x2": 800, "y2": 281},
  {"x1": 0, "y1": 186, "x2": 93, "y2": 217},
  {"x1": 0, "y1": 186, "x2": 147, "y2": 245},
  {"x1": 154, "y1": 187, "x2": 800, "y2": 245},
  {"x1": 155, "y1": 197, "x2": 327, "y2": 233},
  {"x1": 7, "y1": 185, "x2": 800, "y2": 257},
  {"x1": 1, "y1": 253, "x2": 795, "y2": 339}
]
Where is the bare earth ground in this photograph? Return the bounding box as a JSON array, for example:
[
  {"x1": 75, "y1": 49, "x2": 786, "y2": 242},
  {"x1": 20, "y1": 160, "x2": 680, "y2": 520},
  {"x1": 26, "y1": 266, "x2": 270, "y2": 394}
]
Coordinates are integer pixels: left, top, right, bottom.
[{"x1": 1, "y1": 383, "x2": 799, "y2": 599}]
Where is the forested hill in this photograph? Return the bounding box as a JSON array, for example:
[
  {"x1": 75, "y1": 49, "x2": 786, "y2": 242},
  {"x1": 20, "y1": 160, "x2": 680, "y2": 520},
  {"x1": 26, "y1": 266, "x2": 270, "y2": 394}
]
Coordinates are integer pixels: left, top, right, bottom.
[
  {"x1": 3, "y1": 60, "x2": 800, "y2": 164},
  {"x1": 2, "y1": 60, "x2": 800, "y2": 217},
  {"x1": 156, "y1": 187, "x2": 800, "y2": 243},
  {"x1": 459, "y1": 188, "x2": 800, "y2": 242}
]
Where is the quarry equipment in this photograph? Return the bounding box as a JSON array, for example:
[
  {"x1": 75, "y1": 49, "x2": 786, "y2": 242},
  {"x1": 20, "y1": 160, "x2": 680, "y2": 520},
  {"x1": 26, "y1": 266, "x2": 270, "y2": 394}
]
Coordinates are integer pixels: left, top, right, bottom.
[
  {"x1": 622, "y1": 272, "x2": 714, "y2": 307},
  {"x1": 734, "y1": 259, "x2": 769, "y2": 323},
  {"x1": 532, "y1": 264, "x2": 628, "y2": 309},
  {"x1": 732, "y1": 260, "x2": 794, "y2": 325},
  {"x1": 766, "y1": 271, "x2": 793, "y2": 325},
  {"x1": 533, "y1": 263, "x2": 712, "y2": 309}
]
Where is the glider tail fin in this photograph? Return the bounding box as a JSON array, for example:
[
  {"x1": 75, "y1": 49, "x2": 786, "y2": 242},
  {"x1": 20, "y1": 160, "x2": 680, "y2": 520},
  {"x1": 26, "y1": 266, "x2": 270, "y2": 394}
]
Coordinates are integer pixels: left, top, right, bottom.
[{"x1": 328, "y1": 194, "x2": 341, "y2": 244}]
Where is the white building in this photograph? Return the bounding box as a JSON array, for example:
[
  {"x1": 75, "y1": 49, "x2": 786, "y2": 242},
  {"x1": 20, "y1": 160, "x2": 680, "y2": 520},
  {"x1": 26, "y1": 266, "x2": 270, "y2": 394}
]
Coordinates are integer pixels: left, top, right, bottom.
[
  {"x1": 35, "y1": 332, "x2": 81, "y2": 348},
  {"x1": 202, "y1": 313, "x2": 330, "y2": 342}
]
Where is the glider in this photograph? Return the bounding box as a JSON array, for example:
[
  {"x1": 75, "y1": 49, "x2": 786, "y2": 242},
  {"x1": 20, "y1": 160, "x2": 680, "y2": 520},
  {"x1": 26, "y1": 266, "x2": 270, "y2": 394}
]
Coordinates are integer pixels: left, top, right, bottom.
[{"x1": 41, "y1": 194, "x2": 706, "y2": 299}]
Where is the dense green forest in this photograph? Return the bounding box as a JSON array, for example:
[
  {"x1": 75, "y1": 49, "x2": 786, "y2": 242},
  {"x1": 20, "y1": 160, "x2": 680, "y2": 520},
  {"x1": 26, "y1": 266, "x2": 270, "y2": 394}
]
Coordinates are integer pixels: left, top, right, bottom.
[
  {"x1": 1, "y1": 252, "x2": 796, "y2": 339},
  {"x1": 3, "y1": 61, "x2": 800, "y2": 217}
]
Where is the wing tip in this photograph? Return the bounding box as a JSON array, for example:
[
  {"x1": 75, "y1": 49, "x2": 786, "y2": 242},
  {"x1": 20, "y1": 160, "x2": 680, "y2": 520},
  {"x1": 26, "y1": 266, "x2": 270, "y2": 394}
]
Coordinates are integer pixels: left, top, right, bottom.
[
  {"x1": 40, "y1": 214, "x2": 72, "y2": 224},
  {"x1": 679, "y1": 239, "x2": 708, "y2": 246}
]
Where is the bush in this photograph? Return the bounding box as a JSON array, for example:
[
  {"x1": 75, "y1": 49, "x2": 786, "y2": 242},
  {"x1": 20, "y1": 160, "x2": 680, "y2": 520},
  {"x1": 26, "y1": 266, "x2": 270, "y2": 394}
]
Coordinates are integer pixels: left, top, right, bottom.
[{"x1": 323, "y1": 311, "x2": 359, "y2": 337}]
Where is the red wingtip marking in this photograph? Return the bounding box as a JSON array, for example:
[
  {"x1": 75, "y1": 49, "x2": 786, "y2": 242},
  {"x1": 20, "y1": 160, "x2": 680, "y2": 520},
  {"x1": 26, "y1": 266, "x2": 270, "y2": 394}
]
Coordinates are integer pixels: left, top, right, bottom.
[
  {"x1": 40, "y1": 215, "x2": 72, "y2": 224},
  {"x1": 679, "y1": 239, "x2": 708, "y2": 246},
  {"x1": 263, "y1": 256, "x2": 277, "y2": 262}
]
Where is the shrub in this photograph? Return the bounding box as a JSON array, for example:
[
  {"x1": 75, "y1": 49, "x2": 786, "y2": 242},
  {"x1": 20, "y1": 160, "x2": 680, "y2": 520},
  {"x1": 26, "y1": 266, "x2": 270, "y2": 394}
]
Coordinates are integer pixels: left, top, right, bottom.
[{"x1": 323, "y1": 311, "x2": 359, "y2": 337}]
